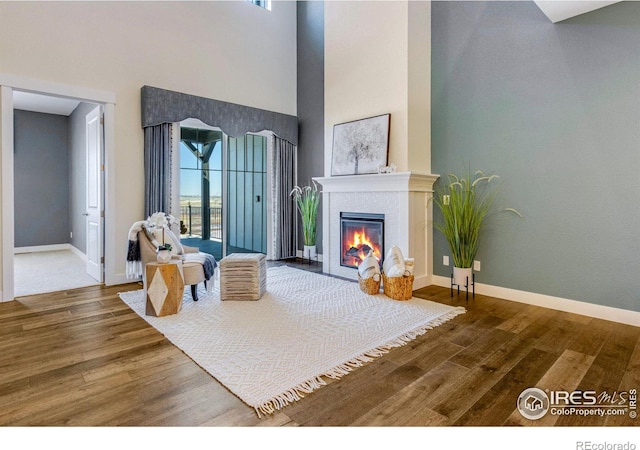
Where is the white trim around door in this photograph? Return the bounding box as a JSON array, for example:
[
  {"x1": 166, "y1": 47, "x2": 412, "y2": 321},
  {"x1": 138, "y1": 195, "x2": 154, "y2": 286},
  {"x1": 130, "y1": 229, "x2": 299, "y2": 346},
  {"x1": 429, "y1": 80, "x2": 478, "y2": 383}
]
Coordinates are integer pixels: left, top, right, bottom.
[
  {"x1": 0, "y1": 85, "x2": 15, "y2": 302},
  {"x1": 0, "y1": 73, "x2": 116, "y2": 301}
]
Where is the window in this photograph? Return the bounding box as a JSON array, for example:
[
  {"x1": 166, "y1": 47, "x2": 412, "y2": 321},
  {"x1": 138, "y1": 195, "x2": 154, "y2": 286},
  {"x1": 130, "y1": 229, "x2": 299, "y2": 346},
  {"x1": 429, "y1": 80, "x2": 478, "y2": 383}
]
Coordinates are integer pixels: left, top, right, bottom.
[
  {"x1": 179, "y1": 127, "x2": 223, "y2": 259},
  {"x1": 247, "y1": 0, "x2": 271, "y2": 11},
  {"x1": 178, "y1": 125, "x2": 268, "y2": 260}
]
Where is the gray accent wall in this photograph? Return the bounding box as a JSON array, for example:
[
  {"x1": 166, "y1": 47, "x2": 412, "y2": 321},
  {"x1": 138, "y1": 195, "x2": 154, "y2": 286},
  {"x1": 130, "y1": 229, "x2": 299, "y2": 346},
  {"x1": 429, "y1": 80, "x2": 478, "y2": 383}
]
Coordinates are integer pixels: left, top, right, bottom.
[
  {"x1": 14, "y1": 110, "x2": 70, "y2": 247},
  {"x1": 431, "y1": 1, "x2": 640, "y2": 312},
  {"x1": 69, "y1": 102, "x2": 99, "y2": 253},
  {"x1": 297, "y1": 1, "x2": 325, "y2": 252}
]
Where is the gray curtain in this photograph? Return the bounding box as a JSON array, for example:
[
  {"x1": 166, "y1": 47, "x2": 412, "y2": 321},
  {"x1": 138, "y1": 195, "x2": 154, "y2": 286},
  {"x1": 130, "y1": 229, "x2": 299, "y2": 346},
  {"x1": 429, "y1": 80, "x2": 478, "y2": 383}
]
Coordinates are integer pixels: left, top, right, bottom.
[
  {"x1": 271, "y1": 136, "x2": 297, "y2": 260},
  {"x1": 144, "y1": 123, "x2": 172, "y2": 217}
]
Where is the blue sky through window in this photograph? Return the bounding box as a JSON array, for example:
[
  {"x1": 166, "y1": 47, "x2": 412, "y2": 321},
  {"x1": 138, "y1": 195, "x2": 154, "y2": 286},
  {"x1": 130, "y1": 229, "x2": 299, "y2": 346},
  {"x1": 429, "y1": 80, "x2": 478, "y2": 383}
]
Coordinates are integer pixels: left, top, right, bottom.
[
  {"x1": 180, "y1": 169, "x2": 222, "y2": 197},
  {"x1": 180, "y1": 141, "x2": 222, "y2": 197}
]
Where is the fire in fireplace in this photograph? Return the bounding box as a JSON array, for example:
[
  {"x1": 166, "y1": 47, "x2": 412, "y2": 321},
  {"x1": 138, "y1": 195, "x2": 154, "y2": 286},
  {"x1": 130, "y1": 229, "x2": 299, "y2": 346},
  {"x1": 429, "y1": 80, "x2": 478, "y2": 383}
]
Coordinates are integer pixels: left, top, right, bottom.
[{"x1": 340, "y1": 212, "x2": 385, "y2": 269}]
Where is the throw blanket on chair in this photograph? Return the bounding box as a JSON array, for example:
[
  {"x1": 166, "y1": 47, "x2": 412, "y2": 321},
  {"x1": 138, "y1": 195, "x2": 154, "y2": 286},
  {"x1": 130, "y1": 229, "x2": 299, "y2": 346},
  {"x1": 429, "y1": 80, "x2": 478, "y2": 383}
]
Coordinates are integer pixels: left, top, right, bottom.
[
  {"x1": 184, "y1": 252, "x2": 217, "y2": 281},
  {"x1": 126, "y1": 221, "x2": 146, "y2": 279},
  {"x1": 126, "y1": 220, "x2": 217, "y2": 287}
]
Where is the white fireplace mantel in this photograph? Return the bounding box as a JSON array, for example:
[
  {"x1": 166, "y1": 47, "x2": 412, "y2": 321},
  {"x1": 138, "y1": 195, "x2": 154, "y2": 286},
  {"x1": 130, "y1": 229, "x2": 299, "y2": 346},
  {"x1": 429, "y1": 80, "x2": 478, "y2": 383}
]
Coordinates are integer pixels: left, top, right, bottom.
[
  {"x1": 314, "y1": 171, "x2": 439, "y2": 289},
  {"x1": 313, "y1": 172, "x2": 439, "y2": 194}
]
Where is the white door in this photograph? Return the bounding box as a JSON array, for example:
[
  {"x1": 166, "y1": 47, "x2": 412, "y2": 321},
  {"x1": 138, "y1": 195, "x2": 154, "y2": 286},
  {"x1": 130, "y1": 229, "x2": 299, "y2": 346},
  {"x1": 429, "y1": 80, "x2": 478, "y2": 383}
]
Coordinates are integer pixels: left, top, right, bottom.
[{"x1": 86, "y1": 106, "x2": 103, "y2": 282}]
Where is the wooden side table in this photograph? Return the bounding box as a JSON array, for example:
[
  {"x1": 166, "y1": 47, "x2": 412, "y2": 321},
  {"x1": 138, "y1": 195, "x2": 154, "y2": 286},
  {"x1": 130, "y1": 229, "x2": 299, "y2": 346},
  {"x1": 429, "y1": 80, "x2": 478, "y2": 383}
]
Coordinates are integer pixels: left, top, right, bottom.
[{"x1": 145, "y1": 261, "x2": 185, "y2": 317}]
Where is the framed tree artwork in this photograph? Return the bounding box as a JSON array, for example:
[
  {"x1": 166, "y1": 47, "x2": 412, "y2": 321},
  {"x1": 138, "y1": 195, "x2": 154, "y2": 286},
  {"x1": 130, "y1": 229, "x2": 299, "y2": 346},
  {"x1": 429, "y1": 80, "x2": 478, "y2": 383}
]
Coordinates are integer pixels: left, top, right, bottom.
[{"x1": 331, "y1": 114, "x2": 390, "y2": 176}]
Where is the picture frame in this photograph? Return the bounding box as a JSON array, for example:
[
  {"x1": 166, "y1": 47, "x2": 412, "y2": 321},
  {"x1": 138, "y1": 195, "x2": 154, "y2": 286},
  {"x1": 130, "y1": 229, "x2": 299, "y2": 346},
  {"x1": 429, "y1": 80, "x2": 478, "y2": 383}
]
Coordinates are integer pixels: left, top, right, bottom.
[{"x1": 331, "y1": 114, "x2": 390, "y2": 176}]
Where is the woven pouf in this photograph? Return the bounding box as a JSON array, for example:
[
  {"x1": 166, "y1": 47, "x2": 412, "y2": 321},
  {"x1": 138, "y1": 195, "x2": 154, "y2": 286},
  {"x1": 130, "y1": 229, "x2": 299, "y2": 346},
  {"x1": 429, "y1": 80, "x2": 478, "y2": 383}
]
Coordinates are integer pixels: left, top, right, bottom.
[{"x1": 219, "y1": 253, "x2": 267, "y2": 301}]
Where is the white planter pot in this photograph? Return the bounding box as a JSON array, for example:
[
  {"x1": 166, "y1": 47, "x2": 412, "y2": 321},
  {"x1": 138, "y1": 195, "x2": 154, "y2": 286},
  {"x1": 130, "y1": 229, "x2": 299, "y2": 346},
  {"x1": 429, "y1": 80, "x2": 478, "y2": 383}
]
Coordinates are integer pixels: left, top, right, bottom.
[
  {"x1": 303, "y1": 245, "x2": 317, "y2": 259},
  {"x1": 453, "y1": 266, "x2": 472, "y2": 287},
  {"x1": 156, "y1": 249, "x2": 172, "y2": 264}
]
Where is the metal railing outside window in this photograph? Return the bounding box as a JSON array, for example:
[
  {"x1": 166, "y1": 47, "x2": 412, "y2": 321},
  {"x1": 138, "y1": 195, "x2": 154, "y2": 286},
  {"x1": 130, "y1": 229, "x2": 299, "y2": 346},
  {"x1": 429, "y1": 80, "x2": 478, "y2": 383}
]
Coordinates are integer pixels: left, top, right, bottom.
[{"x1": 180, "y1": 203, "x2": 222, "y2": 240}]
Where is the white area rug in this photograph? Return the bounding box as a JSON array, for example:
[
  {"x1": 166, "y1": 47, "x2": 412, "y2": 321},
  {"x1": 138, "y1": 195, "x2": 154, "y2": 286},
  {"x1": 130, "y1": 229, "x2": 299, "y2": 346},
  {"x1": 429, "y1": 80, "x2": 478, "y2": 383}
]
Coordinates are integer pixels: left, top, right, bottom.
[
  {"x1": 14, "y1": 250, "x2": 100, "y2": 297},
  {"x1": 118, "y1": 265, "x2": 465, "y2": 416}
]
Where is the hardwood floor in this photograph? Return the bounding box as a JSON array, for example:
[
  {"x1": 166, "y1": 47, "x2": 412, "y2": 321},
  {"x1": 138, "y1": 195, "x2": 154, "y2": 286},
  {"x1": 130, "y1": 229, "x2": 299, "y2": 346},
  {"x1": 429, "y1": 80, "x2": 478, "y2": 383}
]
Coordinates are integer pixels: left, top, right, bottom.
[{"x1": 0, "y1": 262, "x2": 637, "y2": 427}]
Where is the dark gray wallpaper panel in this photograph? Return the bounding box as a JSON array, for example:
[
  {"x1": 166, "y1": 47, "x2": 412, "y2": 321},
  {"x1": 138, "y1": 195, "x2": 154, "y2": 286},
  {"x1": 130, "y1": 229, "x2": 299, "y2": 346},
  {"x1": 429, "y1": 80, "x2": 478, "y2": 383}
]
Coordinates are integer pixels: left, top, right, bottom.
[
  {"x1": 141, "y1": 85, "x2": 298, "y2": 146},
  {"x1": 296, "y1": 1, "x2": 325, "y2": 252}
]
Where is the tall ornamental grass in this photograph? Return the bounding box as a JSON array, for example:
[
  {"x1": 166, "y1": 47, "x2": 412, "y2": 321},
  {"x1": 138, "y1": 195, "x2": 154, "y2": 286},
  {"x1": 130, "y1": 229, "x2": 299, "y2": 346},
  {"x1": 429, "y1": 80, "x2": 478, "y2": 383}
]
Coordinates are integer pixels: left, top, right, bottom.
[
  {"x1": 290, "y1": 181, "x2": 321, "y2": 246},
  {"x1": 433, "y1": 170, "x2": 520, "y2": 268}
]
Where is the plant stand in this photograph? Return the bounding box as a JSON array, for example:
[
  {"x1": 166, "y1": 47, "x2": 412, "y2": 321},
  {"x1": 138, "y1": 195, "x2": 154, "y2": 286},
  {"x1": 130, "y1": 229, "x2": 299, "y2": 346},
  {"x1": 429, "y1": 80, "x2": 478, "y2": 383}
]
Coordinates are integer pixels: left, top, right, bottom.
[
  {"x1": 300, "y1": 252, "x2": 319, "y2": 266},
  {"x1": 450, "y1": 272, "x2": 475, "y2": 301}
]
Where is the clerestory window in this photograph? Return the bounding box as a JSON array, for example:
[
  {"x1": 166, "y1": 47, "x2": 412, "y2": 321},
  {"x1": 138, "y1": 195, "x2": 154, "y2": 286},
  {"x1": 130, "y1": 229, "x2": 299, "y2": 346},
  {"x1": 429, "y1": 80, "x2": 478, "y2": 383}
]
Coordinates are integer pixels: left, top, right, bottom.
[{"x1": 247, "y1": 0, "x2": 271, "y2": 11}]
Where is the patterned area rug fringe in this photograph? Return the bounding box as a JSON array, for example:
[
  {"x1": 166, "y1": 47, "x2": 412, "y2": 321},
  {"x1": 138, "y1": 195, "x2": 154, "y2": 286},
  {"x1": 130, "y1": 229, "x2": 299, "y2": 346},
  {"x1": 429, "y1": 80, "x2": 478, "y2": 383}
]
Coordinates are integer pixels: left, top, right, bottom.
[{"x1": 255, "y1": 306, "x2": 465, "y2": 417}]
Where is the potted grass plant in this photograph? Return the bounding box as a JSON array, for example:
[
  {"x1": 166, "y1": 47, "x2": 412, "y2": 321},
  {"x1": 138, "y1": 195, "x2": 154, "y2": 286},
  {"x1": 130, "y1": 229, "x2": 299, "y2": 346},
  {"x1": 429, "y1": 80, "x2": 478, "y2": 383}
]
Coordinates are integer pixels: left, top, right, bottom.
[
  {"x1": 290, "y1": 181, "x2": 321, "y2": 259},
  {"x1": 433, "y1": 169, "x2": 521, "y2": 287}
]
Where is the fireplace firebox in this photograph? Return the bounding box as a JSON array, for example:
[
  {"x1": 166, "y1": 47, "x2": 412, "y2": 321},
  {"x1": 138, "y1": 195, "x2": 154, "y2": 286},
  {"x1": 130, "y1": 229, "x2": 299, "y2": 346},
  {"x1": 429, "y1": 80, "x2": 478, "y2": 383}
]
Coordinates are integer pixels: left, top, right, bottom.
[{"x1": 340, "y1": 212, "x2": 385, "y2": 269}]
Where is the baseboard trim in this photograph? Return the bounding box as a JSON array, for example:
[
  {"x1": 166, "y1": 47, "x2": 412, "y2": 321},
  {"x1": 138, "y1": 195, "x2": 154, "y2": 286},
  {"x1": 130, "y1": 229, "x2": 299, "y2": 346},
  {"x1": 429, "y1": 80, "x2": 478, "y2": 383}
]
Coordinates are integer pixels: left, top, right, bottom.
[
  {"x1": 14, "y1": 244, "x2": 71, "y2": 254},
  {"x1": 14, "y1": 244, "x2": 87, "y2": 262},
  {"x1": 414, "y1": 274, "x2": 430, "y2": 290},
  {"x1": 68, "y1": 245, "x2": 87, "y2": 262},
  {"x1": 431, "y1": 275, "x2": 640, "y2": 327}
]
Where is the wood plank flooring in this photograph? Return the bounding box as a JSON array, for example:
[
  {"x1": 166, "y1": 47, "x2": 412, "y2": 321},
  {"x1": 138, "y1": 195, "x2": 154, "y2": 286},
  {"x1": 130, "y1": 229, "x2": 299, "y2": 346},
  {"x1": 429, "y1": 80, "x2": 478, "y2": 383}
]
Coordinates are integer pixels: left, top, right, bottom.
[{"x1": 0, "y1": 262, "x2": 637, "y2": 426}]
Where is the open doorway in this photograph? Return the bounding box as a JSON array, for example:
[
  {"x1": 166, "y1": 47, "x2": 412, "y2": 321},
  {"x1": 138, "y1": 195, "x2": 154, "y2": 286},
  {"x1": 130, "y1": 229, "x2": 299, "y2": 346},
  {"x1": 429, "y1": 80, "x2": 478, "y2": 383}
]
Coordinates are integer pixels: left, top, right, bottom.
[{"x1": 12, "y1": 92, "x2": 103, "y2": 297}]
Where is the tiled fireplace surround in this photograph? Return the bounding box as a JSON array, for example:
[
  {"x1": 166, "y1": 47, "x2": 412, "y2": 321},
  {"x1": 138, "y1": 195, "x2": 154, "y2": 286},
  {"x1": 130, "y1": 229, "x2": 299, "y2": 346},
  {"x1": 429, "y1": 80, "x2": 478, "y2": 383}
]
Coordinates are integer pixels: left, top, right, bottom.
[{"x1": 314, "y1": 172, "x2": 439, "y2": 290}]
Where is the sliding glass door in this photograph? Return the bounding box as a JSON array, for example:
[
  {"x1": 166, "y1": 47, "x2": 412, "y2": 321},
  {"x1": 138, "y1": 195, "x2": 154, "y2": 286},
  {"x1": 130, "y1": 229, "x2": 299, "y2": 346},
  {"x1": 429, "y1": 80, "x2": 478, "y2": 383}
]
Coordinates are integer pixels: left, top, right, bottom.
[
  {"x1": 179, "y1": 125, "x2": 267, "y2": 260},
  {"x1": 179, "y1": 127, "x2": 223, "y2": 260},
  {"x1": 226, "y1": 134, "x2": 267, "y2": 255}
]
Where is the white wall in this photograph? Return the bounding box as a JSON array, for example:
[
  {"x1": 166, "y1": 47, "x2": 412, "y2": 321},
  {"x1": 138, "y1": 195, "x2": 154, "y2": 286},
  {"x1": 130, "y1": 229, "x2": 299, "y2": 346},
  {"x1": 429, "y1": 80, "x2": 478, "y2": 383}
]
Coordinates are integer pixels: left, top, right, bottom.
[
  {"x1": 407, "y1": 1, "x2": 431, "y2": 173},
  {"x1": 324, "y1": 0, "x2": 431, "y2": 176},
  {"x1": 0, "y1": 1, "x2": 297, "y2": 286},
  {"x1": 323, "y1": 1, "x2": 435, "y2": 288},
  {"x1": 325, "y1": 1, "x2": 407, "y2": 175}
]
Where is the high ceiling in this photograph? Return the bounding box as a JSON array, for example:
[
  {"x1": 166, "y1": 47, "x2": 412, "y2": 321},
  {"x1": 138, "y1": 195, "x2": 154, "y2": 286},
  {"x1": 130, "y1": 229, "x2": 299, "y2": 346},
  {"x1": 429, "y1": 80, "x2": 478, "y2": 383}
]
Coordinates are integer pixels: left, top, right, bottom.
[
  {"x1": 12, "y1": 91, "x2": 81, "y2": 116},
  {"x1": 9, "y1": 1, "x2": 625, "y2": 119},
  {"x1": 534, "y1": 0, "x2": 621, "y2": 22}
]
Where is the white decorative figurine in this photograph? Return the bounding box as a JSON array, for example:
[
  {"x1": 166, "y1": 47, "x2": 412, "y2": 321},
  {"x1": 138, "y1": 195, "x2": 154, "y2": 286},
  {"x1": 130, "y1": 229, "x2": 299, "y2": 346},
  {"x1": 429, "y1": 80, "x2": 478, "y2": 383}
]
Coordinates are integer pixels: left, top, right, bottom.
[
  {"x1": 383, "y1": 245, "x2": 406, "y2": 278},
  {"x1": 358, "y1": 250, "x2": 381, "y2": 279}
]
